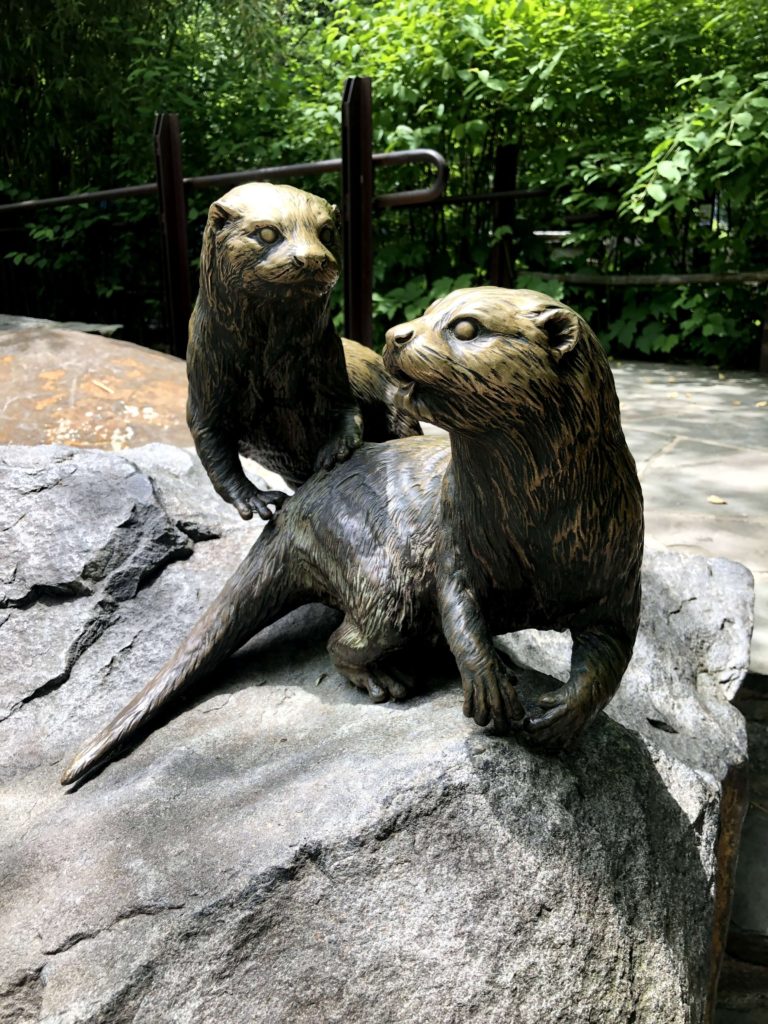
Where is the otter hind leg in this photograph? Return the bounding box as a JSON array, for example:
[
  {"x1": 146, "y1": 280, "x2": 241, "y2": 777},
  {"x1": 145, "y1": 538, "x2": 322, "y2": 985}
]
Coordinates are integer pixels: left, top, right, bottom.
[{"x1": 328, "y1": 618, "x2": 412, "y2": 703}]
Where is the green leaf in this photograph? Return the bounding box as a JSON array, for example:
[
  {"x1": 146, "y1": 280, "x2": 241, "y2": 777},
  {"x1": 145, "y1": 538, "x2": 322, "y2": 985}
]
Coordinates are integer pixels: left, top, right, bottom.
[
  {"x1": 635, "y1": 321, "x2": 667, "y2": 353},
  {"x1": 515, "y1": 273, "x2": 564, "y2": 300},
  {"x1": 540, "y1": 46, "x2": 566, "y2": 81},
  {"x1": 616, "y1": 320, "x2": 637, "y2": 349},
  {"x1": 732, "y1": 111, "x2": 755, "y2": 128},
  {"x1": 656, "y1": 160, "x2": 682, "y2": 183}
]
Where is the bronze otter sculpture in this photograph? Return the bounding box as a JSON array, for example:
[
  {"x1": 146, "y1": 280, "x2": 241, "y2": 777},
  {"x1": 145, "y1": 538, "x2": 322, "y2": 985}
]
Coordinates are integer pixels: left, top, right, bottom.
[
  {"x1": 62, "y1": 287, "x2": 644, "y2": 785},
  {"x1": 187, "y1": 182, "x2": 421, "y2": 520}
]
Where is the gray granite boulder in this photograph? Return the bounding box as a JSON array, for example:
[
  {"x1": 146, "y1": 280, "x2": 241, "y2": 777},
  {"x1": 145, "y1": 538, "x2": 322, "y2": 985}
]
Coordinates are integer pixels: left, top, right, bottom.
[{"x1": 0, "y1": 444, "x2": 753, "y2": 1024}]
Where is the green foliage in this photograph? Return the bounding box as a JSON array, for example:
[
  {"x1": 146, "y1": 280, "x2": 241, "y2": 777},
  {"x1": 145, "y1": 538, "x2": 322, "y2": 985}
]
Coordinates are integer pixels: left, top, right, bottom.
[
  {"x1": 374, "y1": 272, "x2": 477, "y2": 324},
  {"x1": 1, "y1": 0, "x2": 287, "y2": 193},
  {"x1": 622, "y1": 70, "x2": 768, "y2": 222},
  {"x1": 515, "y1": 274, "x2": 565, "y2": 302},
  {"x1": 0, "y1": 0, "x2": 291, "y2": 346},
  {"x1": 2, "y1": 0, "x2": 767, "y2": 363},
  {"x1": 296, "y1": 0, "x2": 767, "y2": 361}
]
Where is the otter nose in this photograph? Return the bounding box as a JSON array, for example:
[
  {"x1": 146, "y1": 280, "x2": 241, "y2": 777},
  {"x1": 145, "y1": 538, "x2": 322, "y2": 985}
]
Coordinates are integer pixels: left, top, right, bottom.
[
  {"x1": 292, "y1": 252, "x2": 329, "y2": 270},
  {"x1": 386, "y1": 325, "x2": 414, "y2": 348}
]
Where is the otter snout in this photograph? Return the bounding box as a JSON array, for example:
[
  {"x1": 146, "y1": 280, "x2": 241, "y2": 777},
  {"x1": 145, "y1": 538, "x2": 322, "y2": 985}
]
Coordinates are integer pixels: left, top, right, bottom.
[
  {"x1": 291, "y1": 252, "x2": 331, "y2": 271},
  {"x1": 383, "y1": 324, "x2": 420, "y2": 386},
  {"x1": 385, "y1": 324, "x2": 414, "y2": 348}
]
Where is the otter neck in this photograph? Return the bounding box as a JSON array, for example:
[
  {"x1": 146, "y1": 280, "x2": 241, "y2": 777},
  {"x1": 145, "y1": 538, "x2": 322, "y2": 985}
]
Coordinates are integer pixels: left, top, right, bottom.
[
  {"x1": 200, "y1": 261, "x2": 333, "y2": 351},
  {"x1": 446, "y1": 426, "x2": 600, "y2": 556}
]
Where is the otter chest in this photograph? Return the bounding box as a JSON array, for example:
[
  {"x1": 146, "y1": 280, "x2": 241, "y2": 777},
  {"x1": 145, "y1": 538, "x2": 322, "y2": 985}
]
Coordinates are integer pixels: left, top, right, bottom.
[
  {"x1": 232, "y1": 358, "x2": 325, "y2": 419},
  {"x1": 458, "y1": 524, "x2": 560, "y2": 633}
]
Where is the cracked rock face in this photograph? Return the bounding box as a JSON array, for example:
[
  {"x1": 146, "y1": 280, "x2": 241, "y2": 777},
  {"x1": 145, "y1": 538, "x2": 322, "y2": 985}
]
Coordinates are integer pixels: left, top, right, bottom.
[
  {"x1": 0, "y1": 443, "x2": 753, "y2": 1024},
  {"x1": 0, "y1": 446, "x2": 194, "y2": 724}
]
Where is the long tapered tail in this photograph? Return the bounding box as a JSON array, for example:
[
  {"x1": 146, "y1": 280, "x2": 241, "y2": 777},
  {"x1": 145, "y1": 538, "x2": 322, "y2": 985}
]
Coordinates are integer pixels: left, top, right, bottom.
[{"x1": 61, "y1": 528, "x2": 299, "y2": 785}]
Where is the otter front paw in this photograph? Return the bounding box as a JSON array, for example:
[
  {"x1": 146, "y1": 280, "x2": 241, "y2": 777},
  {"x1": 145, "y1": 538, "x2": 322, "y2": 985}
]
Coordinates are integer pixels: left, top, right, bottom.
[
  {"x1": 314, "y1": 418, "x2": 363, "y2": 473},
  {"x1": 462, "y1": 656, "x2": 525, "y2": 733},
  {"x1": 229, "y1": 483, "x2": 289, "y2": 521},
  {"x1": 526, "y1": 681, "x2": 598, "y2": 749}
]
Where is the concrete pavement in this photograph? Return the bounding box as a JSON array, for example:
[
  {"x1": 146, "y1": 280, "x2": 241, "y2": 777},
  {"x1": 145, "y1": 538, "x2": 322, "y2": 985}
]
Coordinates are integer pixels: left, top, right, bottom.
[{"x1": 612, "y1": 360, "x2": 768, "y2": 674}]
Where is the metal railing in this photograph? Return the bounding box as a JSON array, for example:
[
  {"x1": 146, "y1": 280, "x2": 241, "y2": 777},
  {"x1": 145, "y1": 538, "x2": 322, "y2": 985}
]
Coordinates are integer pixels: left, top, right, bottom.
[
  {"x1": 7, "y1": 77, "x2": 761, "y2": 368},
  {"x1": 0, "y1": 77, "x2": 447, "y2": 356}
]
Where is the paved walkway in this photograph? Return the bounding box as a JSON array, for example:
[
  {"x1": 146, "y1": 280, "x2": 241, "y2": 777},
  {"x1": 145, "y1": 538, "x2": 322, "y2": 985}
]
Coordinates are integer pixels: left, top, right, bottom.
[
  {"x1": 1, "y1": 321, "x2": 767, "y2": 672},
  {"x1": 611, "y1": 360, "x2": 768, "y2": 675}
]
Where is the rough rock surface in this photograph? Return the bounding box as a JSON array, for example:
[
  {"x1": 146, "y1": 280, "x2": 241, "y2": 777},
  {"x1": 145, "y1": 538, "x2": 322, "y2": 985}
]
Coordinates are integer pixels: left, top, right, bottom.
[{"x1": 0, "y1": 444, "x2": 753, "y2": 1024}]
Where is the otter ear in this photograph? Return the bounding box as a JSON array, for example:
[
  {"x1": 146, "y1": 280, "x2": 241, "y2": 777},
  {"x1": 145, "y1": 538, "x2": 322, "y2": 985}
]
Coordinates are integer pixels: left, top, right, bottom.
[
  {"x1": 533, "y1": 306, "x2": 581, "y2": 362},
  {"x1": 209, "y1": 199, "x2": 238, "y2": 232},
  {"x1": 330, "y1": 203, "x2": 341, "y2": 231}
]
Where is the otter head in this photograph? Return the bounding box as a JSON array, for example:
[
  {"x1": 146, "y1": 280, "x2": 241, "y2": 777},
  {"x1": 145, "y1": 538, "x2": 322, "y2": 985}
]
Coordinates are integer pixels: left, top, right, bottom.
[
  {"x1": 383, "y1": 287, "x2": 601, "y2": 436},
  {"x1": 201, "y1": 183, "x2": 341, "y2": 300}
]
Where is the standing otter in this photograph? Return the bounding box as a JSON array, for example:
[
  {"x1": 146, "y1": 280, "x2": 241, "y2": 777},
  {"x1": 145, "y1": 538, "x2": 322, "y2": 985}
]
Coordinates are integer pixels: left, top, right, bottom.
[
  {"x1": 187, "y1": 182, "x2": 421, "y2": 520},
  {"x1": 62, "y1": 288, "x2": 644, "y2": 785}
]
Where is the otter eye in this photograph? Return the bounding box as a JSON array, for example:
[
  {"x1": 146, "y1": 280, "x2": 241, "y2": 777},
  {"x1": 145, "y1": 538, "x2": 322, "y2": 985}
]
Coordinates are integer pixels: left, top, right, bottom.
[
  {"x1": 318, "y1": 226, "x2": 334, "y2": 245},
  {"x1": 451, "y1": 319, "x2": 478, "y2": 341},
  {"x1": 255, "y1": 226, "x2": 279, "y2": 244}
]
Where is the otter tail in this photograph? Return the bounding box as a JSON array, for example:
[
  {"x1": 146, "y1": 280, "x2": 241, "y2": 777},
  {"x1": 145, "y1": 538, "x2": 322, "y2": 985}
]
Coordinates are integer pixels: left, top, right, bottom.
[{"x1": 61, "y1": 526, "x2": 301, "y2": 786}]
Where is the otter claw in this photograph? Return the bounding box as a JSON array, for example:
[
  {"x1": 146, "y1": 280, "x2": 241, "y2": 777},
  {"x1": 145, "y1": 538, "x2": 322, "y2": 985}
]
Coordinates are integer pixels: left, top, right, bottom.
[
  {"x1": 366, "y1": 676, "x2": 387, "y2": 702},
  {"x1": 233, "y1": 488, "x2": 289, "y2": 521},
  {"x1": 342, "y1": 665, "x2": 409, "y2": 703},
  {"x1": 526, "y1": 704, "x2": 578, "y2": 748},
  {"x1": 462, "y1": 658, "x2": 525, "y2": 734},
  {"x1": 314, "y1": 433, "x2": 362, "y2": 473},
  {"x1": 526, "y1": 684, "x2": 594, "y2": 748},
  {"x1": 537, "y1": 693, "x2": 560, "y2": 708},
  {"x1": 386, "y1": 677, "x2": 409, "y2": 701}
]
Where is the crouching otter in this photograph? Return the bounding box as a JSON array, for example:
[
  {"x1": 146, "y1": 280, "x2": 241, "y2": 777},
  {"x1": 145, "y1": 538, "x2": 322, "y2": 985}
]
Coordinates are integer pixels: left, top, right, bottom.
[
  {"x1": 187, "y1": 182, "x2": 421, "y2": 520},
  {"x1": 62, "y1": 288, "x2": 643, "y2": 785}
]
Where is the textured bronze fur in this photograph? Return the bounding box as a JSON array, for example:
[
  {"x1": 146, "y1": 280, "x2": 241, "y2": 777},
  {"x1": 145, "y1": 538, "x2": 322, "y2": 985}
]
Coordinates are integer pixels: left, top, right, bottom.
[
  {"x1": 62, "y1": 287, "x2": 643, "y2": 785},
  {"x1": 187, "y1": 182, "x2": 420, "y2": 520}
]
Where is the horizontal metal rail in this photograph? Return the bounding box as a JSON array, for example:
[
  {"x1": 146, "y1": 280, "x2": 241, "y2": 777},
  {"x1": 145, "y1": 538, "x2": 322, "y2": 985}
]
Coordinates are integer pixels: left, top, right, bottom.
[
  {"x1": 0, "y1": 149, "x2": 448, "y2": 215},
  {"x1": 527, "y1": 269, "x2": 768, "y2": 286},
  {"x1": 184, "y1": 158, "x2": 343, "y2": 190},
  {"x1": 373, "y1": 149, "x2": 448, "y2": 208},
  {"x1": 0, "y1": 183, "x2": 158, "y2": 213},
  {"x1": 437, "y1": 187, "x2": 550, "y2": 206}
]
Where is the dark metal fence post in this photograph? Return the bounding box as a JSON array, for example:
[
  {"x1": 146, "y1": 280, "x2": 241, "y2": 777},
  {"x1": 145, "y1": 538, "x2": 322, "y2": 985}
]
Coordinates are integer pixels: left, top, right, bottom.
[
  {"x1": 341, "y1": 77, "x2": 373, "y2": 346},
  {"x1": 488, "y1": 143, "x2": 519, "y2": 288},
  {"x1": 153, "y1": 113, "x2": 192, "y2": 359}
]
